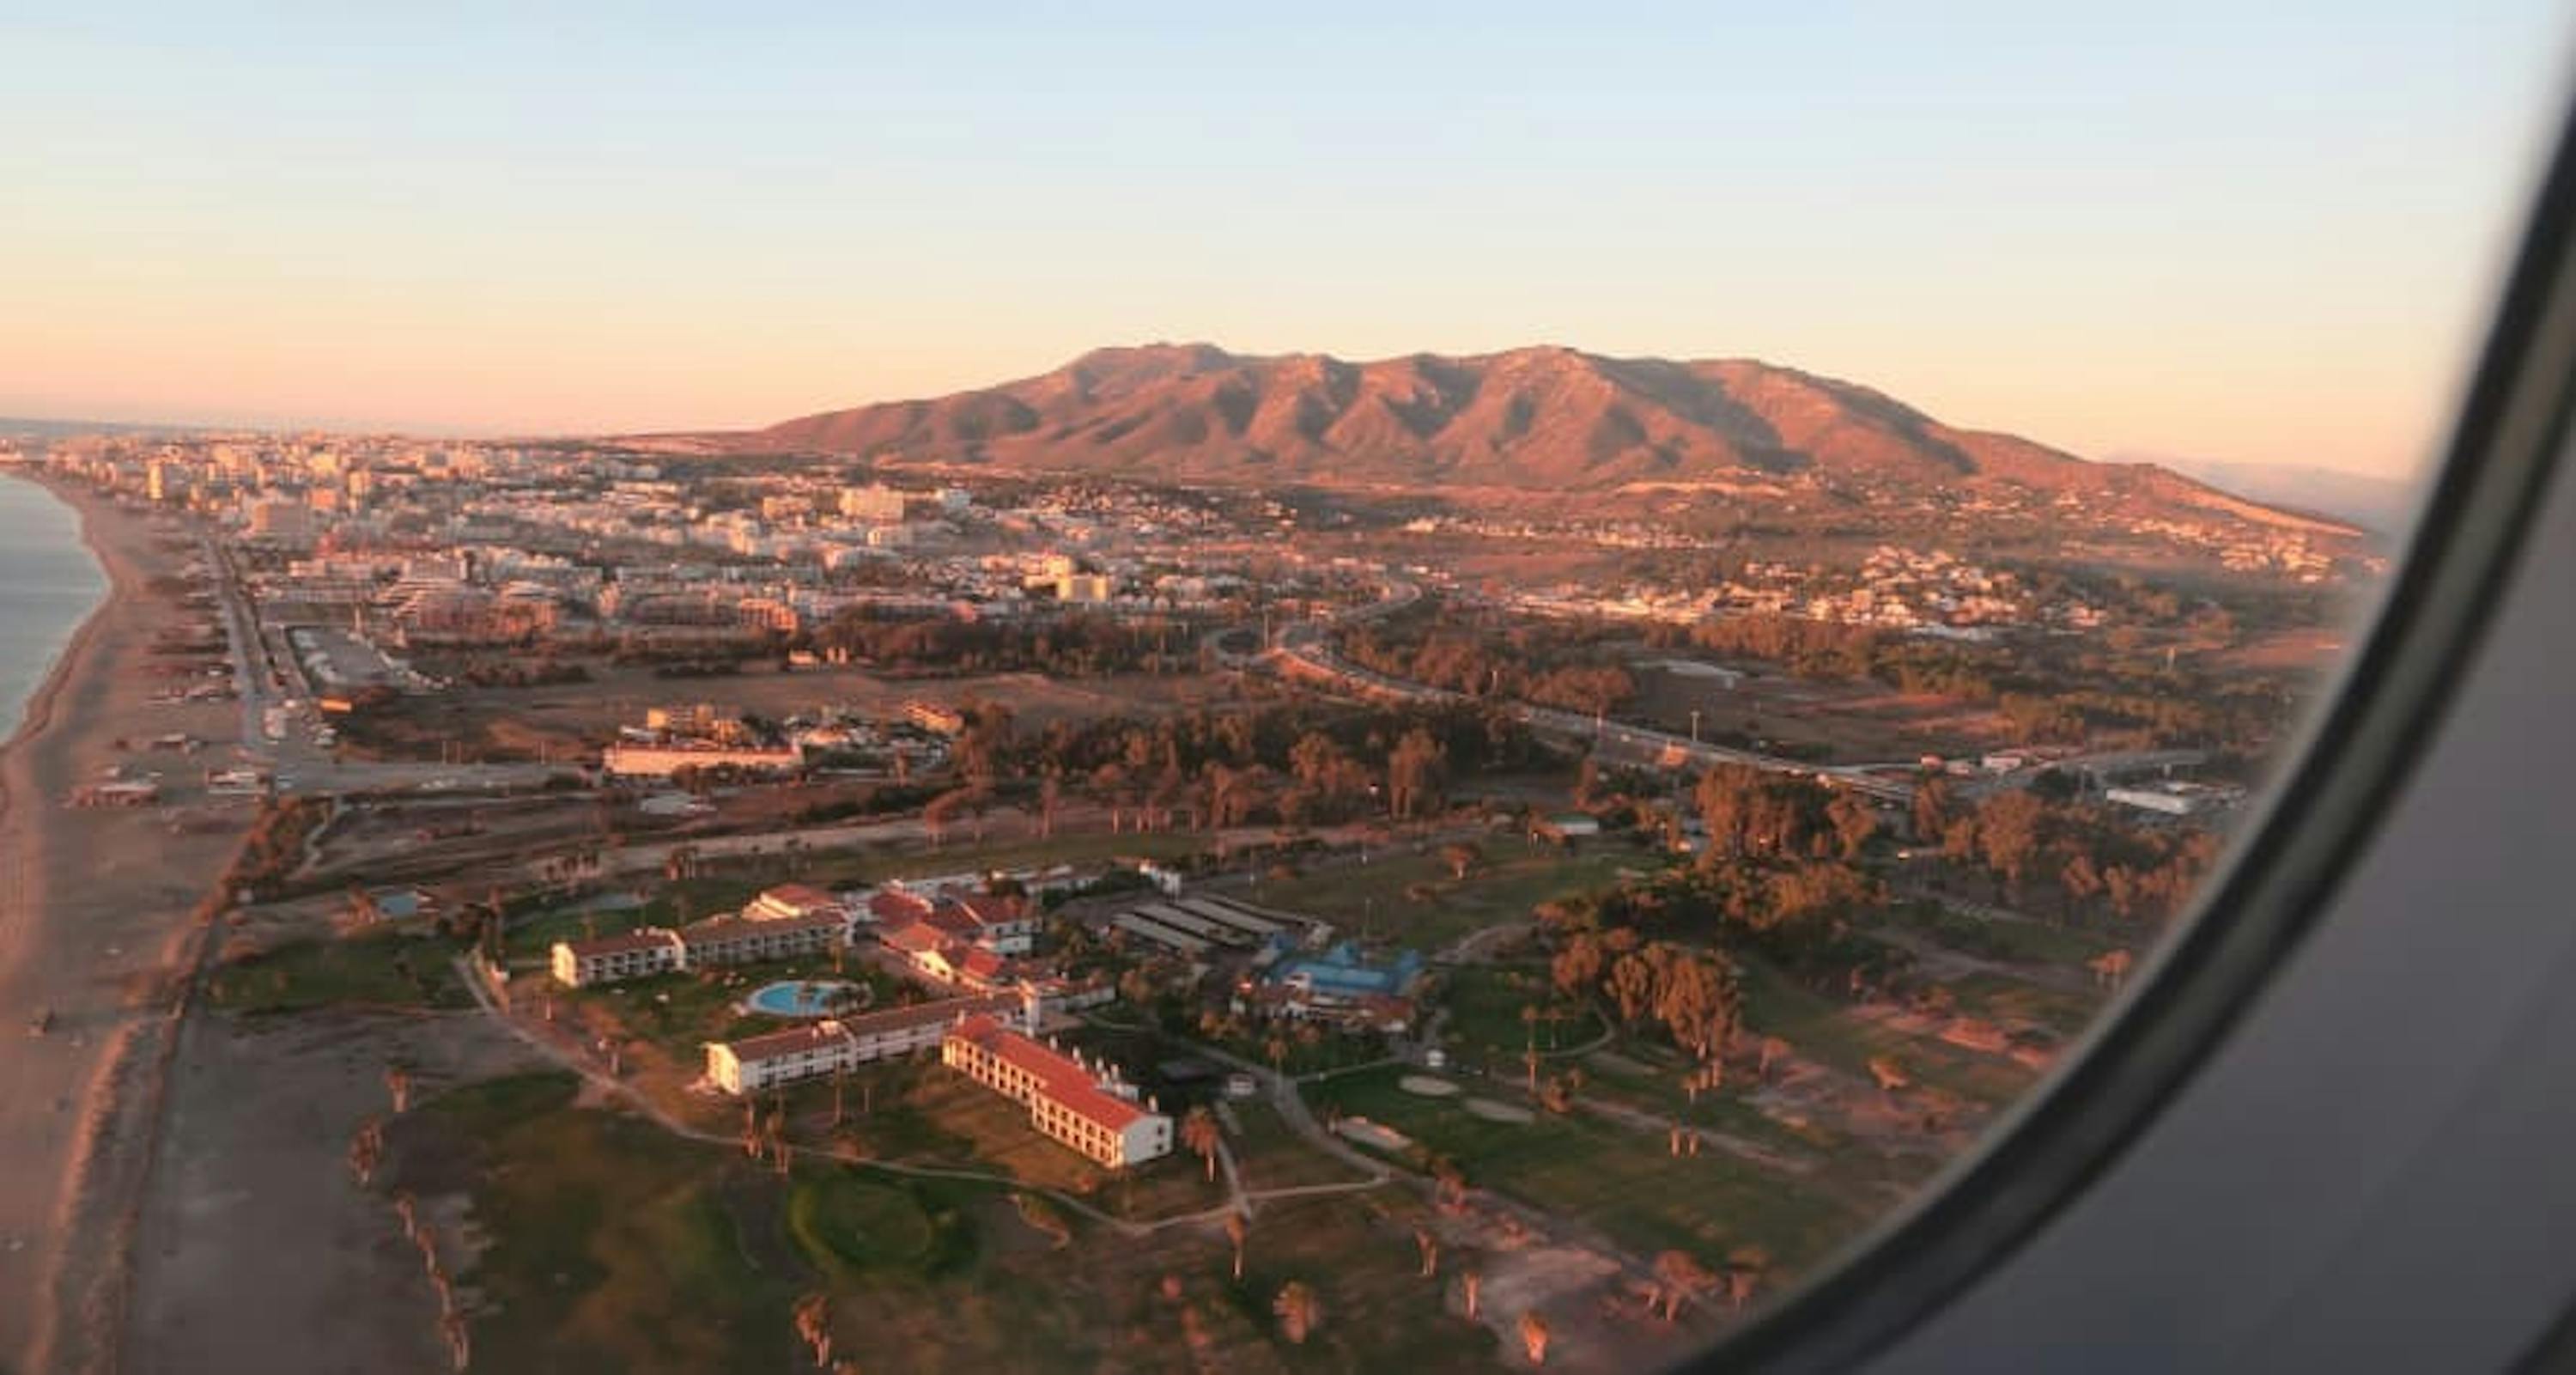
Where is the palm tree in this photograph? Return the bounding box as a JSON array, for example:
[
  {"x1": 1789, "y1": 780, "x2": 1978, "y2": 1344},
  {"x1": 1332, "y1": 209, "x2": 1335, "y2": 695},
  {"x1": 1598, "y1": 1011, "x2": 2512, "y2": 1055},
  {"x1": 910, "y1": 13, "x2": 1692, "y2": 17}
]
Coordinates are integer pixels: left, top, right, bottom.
[
  {"x1": 1866, "y1": 1056, "x2": 1911, "y2": 1095},
  {"x1": 1440, "y1": 842, "x2": 1481, "y2": 880},
  {"x1": 2088, "y1": 948, "x2": 2135, "y2": 989},
  {"x1": 1652, "y1": 1250, "x2": 1716, "y2": 1322},
  {"x1": 1431, "y1": 1157, "x2": 1467, "y2": 1212},
  {"x1": 346, "y1": 1116, "x2": 385, "y2": 1187},
  {"x1": 1724, "y1": 1246, "x2": 1771, "y2": 1311},
  {"x1": 1519, "y1": 1311, "x2": 1551, "y2": 1366},
  {"x1": 440, "y1": 1311, "x2": 471, "y2": 1372},
  {"x1": 793, "y1": 1291, "x2": 834, "y2": 1367},
  {"x1": 1181, "y1": 1105, "x2": 1223, "y2": 1183},
  {"x1": 1224, "y1": 1208, "x2": 1249, "y2": 1280},
  {"x1": 1273, "y1": 1280, "x2": 1321, "y2": 1344},
  {"x1": 1521, "y1": 1004, "x2": 1540, "y2": 1091}
]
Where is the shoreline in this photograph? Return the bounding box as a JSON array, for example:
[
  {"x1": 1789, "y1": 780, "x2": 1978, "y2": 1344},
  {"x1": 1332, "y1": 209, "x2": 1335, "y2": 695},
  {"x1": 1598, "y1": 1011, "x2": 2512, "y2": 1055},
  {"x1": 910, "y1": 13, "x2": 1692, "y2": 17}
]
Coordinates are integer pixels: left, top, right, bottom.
[
  {"x1": 0, "y1": 478, "x2": 256, "y2": 1374},
  {"x1": 0, "y1": 472, "x2": 112, "y2": 761}
]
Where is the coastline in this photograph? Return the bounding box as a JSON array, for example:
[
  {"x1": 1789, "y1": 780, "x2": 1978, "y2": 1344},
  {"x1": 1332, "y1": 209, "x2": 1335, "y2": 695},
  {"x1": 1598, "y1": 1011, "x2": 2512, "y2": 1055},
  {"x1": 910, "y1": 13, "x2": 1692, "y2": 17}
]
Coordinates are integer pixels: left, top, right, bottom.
[
  {"x1": 0, "y1": 478, "x2": 109, "y2": 758},
  {"x1": 0, "y1": 479, "x2": 256, "y2": 1374}
]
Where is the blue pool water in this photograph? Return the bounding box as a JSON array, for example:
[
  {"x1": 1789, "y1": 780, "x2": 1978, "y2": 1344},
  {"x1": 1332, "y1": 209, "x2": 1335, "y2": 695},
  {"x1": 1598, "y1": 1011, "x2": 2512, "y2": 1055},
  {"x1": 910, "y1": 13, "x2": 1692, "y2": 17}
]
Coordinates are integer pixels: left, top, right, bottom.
[{"x1": 745, "y1": 979, "x2": 866, "y2": 1019}]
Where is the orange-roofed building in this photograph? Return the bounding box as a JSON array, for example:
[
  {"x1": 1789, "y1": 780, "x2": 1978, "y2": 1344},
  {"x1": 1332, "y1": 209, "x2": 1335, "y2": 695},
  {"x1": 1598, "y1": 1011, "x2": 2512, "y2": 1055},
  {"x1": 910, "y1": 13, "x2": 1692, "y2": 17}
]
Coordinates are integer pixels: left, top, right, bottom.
[{"x1": 940, "y1": 1015, "x2": 1173, "y2": 1168}]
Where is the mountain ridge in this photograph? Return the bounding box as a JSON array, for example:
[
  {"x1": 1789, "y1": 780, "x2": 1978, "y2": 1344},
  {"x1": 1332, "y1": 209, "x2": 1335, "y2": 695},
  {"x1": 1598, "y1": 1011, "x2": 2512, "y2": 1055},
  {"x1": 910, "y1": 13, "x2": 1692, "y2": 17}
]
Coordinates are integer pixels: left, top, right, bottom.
[{"x1": 737, "y1": 344, "x2": 2352, "y2": 534}]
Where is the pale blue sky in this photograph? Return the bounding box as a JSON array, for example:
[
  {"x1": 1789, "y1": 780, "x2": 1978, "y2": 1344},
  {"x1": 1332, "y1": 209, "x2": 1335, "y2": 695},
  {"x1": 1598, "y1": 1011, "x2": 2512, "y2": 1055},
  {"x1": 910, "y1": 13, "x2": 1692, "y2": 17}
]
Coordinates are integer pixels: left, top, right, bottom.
[{"x1": 1, "y1": 3, "x2": 2566, "y2": 476}]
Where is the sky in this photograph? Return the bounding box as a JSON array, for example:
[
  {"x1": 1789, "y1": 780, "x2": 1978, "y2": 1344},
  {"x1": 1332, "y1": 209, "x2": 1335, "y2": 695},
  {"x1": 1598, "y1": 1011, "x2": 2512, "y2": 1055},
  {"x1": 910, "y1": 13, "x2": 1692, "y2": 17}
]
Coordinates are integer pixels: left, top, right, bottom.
[{"x1": 1, "y1": 3, "x2": 2567, "y2": 478}]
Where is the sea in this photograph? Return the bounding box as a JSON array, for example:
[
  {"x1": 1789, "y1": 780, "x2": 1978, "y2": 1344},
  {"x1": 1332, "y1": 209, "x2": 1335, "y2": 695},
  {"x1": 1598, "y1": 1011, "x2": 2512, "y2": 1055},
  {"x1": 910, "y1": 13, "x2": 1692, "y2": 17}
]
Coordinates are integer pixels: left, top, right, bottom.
[{"x1": 0, "y1": 473, "x2": 108, "y2": 744}]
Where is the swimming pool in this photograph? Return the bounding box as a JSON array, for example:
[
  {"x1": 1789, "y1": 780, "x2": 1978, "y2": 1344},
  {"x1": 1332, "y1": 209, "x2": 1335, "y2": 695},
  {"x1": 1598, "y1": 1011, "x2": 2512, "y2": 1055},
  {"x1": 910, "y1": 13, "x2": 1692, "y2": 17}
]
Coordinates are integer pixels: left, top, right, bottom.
[{"x1": 744, "y1": 979, "x2": 868, "y2": 1019}]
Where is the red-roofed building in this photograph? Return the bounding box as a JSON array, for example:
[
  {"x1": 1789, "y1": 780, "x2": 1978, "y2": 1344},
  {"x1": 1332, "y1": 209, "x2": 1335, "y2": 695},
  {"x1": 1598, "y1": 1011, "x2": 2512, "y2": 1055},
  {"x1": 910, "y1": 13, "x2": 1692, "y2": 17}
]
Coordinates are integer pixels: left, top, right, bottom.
[
  {"x1": 940, "y1": 1015, "x2": 1173, "y2": 1169},
  {"x1": 925, "y1": 945, "x2": 1016, "y2": 993},
  {"x1": 947, "y1": 892, "x2": 1039, "y2": 952},
  {"x1": 865, "y1": 888, "x2": 937, "y2": 927}
]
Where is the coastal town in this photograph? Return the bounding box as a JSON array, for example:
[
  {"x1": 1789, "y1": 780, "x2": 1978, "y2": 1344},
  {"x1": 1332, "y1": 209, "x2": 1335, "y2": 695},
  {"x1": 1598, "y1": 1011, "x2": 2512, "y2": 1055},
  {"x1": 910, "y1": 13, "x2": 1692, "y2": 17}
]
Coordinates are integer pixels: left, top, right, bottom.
[{"x1": 0, "y1": 417, "x2": 2366, "y2": 1372}]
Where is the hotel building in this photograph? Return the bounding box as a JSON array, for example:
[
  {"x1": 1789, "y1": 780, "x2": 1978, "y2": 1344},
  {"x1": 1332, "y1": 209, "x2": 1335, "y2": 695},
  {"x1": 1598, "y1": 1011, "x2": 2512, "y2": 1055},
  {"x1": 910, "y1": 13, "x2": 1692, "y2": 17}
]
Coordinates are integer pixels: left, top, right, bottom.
[{"x1": 940, "y1": 1014, "x2": 1173, "y2": 1169}]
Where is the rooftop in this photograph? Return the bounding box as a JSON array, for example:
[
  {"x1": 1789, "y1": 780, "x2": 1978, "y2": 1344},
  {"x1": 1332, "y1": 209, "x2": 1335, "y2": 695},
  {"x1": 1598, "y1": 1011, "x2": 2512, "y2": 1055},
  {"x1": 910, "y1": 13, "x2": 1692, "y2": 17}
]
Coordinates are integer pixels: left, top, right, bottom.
[
  {"x1": 559, "y1": 928, "x2": 683, "y2": 958},
  {"x1": 947, "y1": 1014, "x2": 1151, "y2": 1132}
]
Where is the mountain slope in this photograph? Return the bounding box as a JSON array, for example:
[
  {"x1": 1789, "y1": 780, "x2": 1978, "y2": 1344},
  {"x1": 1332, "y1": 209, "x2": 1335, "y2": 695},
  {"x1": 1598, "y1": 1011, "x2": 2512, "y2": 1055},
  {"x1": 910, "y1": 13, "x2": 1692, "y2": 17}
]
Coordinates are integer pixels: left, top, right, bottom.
[{"x1": 751, "y1": 344, "x2": 2350, "y2": 532}]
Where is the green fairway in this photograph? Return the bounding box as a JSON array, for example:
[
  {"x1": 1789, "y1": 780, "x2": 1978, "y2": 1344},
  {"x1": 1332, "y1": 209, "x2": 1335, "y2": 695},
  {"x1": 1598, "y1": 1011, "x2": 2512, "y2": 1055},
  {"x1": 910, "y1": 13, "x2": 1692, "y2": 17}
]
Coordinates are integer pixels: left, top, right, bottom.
[
  {"x1": 1311, "y1": 1066, "x2": 1870, "y2": 1271},
  {"x1": 1944, "y1": 971, "x2": 2105, "y2": 1038},
  {"x1": 392, "y1": 1070, "x2": 1504, "y2": 1373},
  {"x1": 1735, "y1": 958, "x2": 2038, "y2": 1109},
  {"x1": 1250, "y1": 843, "x2": 1639, "y2": 951},
  {"x1": 1886, "y1": 903, "x2": 2131, "y2": 968},
  {"x1": 1433, "y1": 963, "x2": 1606, "y2": 1069}
]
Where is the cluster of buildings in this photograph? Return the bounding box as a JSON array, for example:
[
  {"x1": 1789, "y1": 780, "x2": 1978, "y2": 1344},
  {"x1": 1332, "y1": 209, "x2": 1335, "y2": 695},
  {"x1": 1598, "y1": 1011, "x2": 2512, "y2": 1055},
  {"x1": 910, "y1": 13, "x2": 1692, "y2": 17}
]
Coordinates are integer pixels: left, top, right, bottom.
[
  {"x1": 552, "y1": 877, "x2": 1151, "y2": 1169},
  {"x1": 710, "y1": 1001, "x2": 1178, "y2": 1171},
  {"x1": 38, "y1": 435, "x2": 1355, "y2": 716},
  {"x1": 1102, "y1": 893, "x2": 1426, "y2": 1033},
  {"x1": 1501, "y1": 546, "x2": 2051, "y2": 636},
  {"x1": 870, "y1": 887, "x2": 1044, "y2": 991},
  {"x1": 548, "y1": 884, "x2": 849, "y2": 987}
]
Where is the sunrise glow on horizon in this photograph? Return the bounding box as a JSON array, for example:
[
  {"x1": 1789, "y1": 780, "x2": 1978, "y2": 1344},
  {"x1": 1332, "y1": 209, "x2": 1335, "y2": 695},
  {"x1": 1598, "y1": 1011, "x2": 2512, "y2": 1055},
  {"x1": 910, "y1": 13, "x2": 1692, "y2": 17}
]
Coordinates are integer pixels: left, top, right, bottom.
[{"x1": 3, "y1": 3, "x2": 2565, "y2": 478}]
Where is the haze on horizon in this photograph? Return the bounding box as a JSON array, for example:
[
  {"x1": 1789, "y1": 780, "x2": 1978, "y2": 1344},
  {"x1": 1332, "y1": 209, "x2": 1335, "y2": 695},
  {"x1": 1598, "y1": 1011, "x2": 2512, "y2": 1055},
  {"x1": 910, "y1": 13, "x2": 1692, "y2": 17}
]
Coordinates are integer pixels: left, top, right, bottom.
[{"x1": 2, "y1": 2, "x2": 2564, "y2": 481}]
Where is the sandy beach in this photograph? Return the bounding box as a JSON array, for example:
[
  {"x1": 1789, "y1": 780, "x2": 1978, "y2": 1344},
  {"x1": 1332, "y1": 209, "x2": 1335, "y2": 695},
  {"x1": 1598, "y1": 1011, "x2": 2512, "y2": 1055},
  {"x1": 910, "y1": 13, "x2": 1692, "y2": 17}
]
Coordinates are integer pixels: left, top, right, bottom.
[{"x1": 0, "y1": 481, "x2": 257, "y2": 1374}]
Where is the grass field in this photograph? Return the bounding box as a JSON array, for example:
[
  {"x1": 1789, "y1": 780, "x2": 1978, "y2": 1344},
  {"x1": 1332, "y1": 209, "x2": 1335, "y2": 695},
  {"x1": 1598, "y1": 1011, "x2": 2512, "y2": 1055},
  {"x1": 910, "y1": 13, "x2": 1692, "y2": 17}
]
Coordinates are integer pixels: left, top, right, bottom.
[
  {"x1": 1434, "y1": 964, "x2": 1606, "y2": 1070},
  {"x1": 505, "y1": 876, "x2": 769, "y2": 959},
  {"x1": 391, "y1": 1073, "x2": 810, "y2": 1374},
  {"x1": 1735, "y1": 958, "x2": 2037, "y2": 1110},
  {"x1": 1251, "y1": 844, "x2": 1640, "y2": 952},
  {"x1": 1943, "y1": 972, "x2": 2104, "y2": 1038},
  {"x1": 1311, "y1": 1066, "x2": 1871, "y2": 1271},
  {"x1": 1224, "y1": 1098, "x2": 1378, "y2": 1192},
  {"x1": 1886, "y1": 903, "x2": 2131, "y2": 968},
  {"x1": 571, "y1": 955, "x2": 910, "y2": 1068},
  {"x1": 392, "y1": 1070, "x2": 1506, "y2": 1372},
  {"x1": 204, "y1": 928, "x2": 475, "y2": 1014}
]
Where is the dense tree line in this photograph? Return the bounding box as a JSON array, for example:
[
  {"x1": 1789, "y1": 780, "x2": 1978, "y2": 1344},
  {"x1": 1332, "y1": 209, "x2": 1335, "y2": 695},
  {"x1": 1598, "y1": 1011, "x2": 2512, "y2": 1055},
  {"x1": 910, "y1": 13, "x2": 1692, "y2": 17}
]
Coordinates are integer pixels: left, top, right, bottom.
[
  {"x1": 1545, "y1": 927, "x2": 1744, "y2": 1069},
  {"x1": 811, "y1": 609, "x2": 1198, "y2": 677},
  {"x1": 921, "y1": 699, "x2": 1539, "y2": 833},
  {"x1": 1641, "y1": 614, "x2": 2307, "y2": 753},
  {"x1": 1335, "y1": 608, "x2": 1639, "y2": 717},
  {"x1": 1912, "y1": 778, "x2": 2224, "y2": 923}
]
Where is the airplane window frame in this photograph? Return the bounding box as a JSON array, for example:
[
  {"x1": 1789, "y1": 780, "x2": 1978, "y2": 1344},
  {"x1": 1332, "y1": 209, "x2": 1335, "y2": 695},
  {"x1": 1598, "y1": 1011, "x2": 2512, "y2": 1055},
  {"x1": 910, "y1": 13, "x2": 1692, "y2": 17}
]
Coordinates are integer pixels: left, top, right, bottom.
[{"x1": 1675, "y1": 94, "x2": 2576, "y2": 1375}]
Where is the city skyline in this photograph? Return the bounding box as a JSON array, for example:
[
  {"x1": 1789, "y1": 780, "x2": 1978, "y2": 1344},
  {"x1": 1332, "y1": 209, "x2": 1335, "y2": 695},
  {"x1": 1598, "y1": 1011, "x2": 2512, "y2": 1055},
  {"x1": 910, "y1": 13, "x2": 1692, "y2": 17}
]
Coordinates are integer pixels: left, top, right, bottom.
[{"x1": 3, "y1": 3, "x2": 2565, "y2": 478}]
